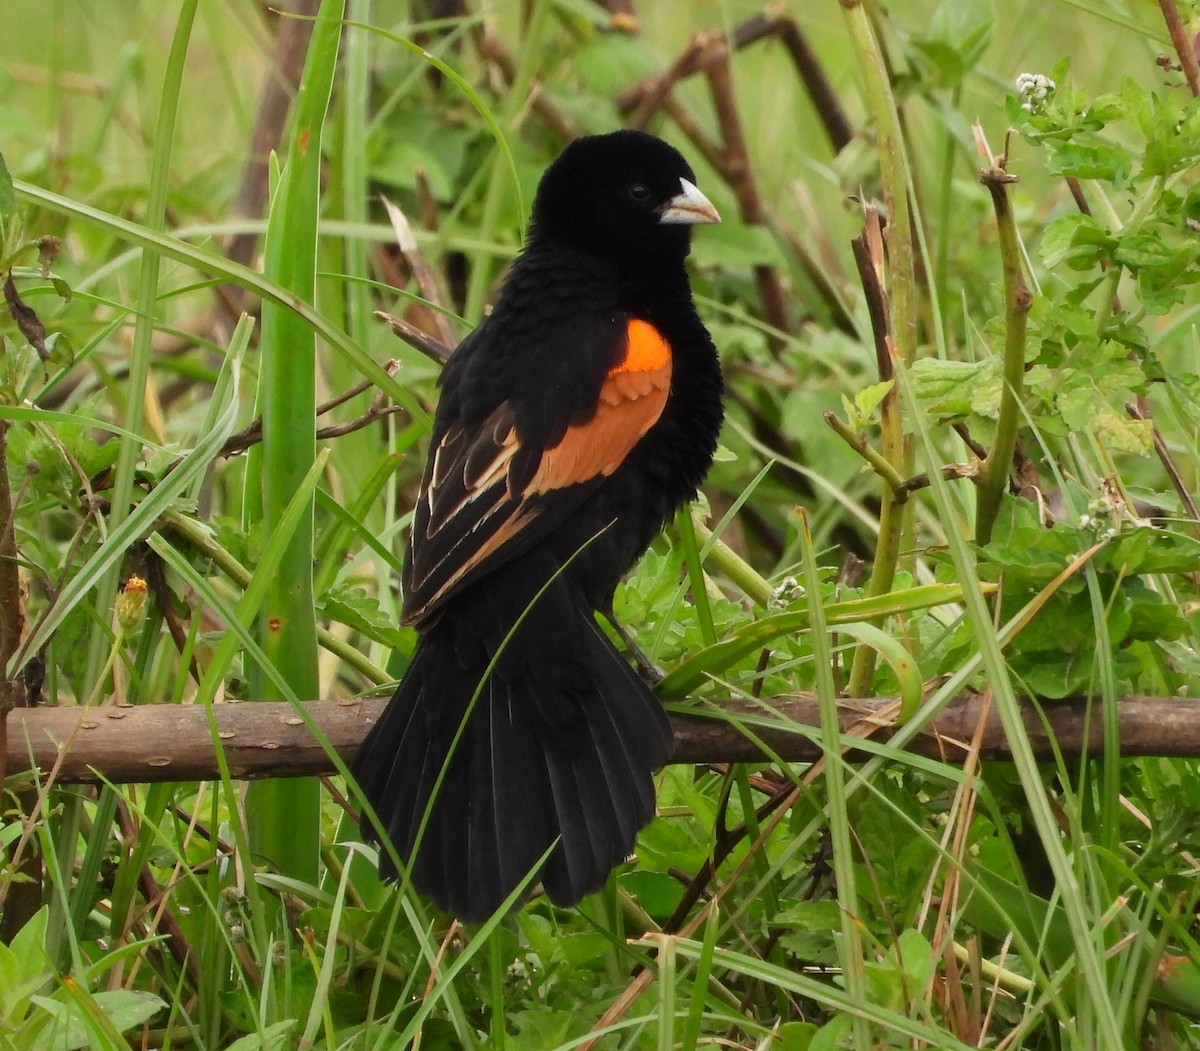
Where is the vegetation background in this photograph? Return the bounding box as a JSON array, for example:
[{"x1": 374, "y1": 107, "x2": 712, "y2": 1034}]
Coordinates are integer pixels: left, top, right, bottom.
[{"x1": 2, "y1": 0, "x2": 1200, "y2": 1048}]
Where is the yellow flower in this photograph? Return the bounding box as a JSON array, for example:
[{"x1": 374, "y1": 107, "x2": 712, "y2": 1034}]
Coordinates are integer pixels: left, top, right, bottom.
[{"x1": 116, "y1": 576, "x2": 149, "y2": 631}]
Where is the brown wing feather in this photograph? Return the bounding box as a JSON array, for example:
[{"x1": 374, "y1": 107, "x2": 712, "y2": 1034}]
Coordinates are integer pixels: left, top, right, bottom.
[{"x1": 402, "y1": 321, "x2": 673, "y2": 626}]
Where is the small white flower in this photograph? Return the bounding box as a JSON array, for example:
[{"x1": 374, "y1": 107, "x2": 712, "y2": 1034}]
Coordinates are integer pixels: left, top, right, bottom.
[
  {"x1": 770, "y1": 575, "x2": 803, "y2": 607},
  {"x1": 1016, "y1": 72, "x2": 1056, "y2": 112}
]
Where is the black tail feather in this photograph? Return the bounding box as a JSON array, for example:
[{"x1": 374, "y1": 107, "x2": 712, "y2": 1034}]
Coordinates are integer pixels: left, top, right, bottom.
[{"x1": 353, "y1": 576, "x2": 673, "y2": 922}]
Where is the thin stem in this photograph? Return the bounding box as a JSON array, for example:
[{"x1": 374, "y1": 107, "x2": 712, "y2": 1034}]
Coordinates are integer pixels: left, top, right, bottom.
[
  {"x1": 823, "y1": 410, "x2": 906, "y2": 494},
  {"x1": 976, "y1": 165, "x2": 1032, "y2": 545},
  {"x1": 839, "y1": 2, "x2": 918, "y2": 696}
]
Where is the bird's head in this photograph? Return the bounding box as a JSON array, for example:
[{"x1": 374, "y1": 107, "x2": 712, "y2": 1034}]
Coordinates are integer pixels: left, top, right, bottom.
[{"x1": 530, "y1": 130, "x2": 720, "y2": 267}]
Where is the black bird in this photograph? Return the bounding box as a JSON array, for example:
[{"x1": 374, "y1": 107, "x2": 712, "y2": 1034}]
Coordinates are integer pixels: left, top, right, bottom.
[{"x1": 354, "y1": 130, "x2": 724, "y2": 920}]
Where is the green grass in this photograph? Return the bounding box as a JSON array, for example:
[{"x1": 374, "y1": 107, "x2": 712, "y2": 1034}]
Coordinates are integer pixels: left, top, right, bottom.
[{"x1": 2, "y1": 1, "x2": 1200, "y2": 1048}]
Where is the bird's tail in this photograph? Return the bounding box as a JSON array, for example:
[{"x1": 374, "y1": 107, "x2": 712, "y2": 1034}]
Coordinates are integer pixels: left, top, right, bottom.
[{"x1": 352, "y1": 574, "x2": 673, "y2": 921}]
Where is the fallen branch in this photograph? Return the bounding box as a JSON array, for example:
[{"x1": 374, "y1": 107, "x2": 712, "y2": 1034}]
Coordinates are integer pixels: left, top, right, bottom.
[{"x1": 7, "y1": 693, "x2": 1200, "y2": 785}]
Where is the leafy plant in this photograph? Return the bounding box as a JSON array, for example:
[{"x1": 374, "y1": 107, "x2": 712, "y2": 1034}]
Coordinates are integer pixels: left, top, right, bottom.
[{"x1": 1, "y1": 1, "x2": 1199, "y2": 1048}]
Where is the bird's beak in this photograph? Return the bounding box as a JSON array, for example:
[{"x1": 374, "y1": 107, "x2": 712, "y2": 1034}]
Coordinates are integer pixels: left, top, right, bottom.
[{"x1": 658, "y1": 178, "x2": 721, "y2": 225}]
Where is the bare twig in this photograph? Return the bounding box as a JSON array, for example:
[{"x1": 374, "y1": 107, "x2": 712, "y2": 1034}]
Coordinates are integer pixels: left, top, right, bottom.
[
  {"x1": 379, "y1": 195, "x2": 457, "y2": 349},
  {"x1": 823, "y1": 410, "x2": 906, "y2": 494},
  {"x1": 773, "y1": 16, "x2": 854, "y2": 151},
  {"x1": 114, "y1": 800, "x2": 200, "y2": 988},
  {"x1": 849, "y1": 212, "x2": 894, "y2": 382},
  {"x1": 953, "y1": 422, "x2": 988, "y2": 460},
  {"x1": 839, "y1": 0, "x2": 920, "y2": 691},
  {"x1": 142, "y1": 550, "x2": 202, "y2": 686},
  {"x1": 626, "y1": 37, "x2": 706, "y2": 130},
  {"x1": 376, "y1": 310, "x2": 456, "y2": 364},
  {"x1": 218, "y1": 361, "x2": 404, "y2": 458},
  {"x1": 895, "y1": 462, "x2": 978, "y2": 502}
]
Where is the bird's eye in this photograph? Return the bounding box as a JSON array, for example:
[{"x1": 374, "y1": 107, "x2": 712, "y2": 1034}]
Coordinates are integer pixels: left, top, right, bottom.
[{"x1": 627, "y1": 183, "x2": 651, "y2": 203}]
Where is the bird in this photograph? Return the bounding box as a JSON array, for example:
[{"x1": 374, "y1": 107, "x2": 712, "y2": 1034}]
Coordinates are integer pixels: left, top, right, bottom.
[{"x1": 353, "y1": 129, "x2": 724, "y2": 921}]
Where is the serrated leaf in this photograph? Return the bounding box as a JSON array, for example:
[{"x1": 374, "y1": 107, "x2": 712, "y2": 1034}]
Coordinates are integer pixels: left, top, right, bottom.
[
  {"x1": 1111, "y1": 528, "x2": 1200, "y2": 575},
  {"x1": 1041, "y1": 213, "x2": 1112, "y2": 269},
  {"x1": 317, "y1": 584, "x2": 407, "y2": 648},
  {"x1": 853, "y1": 379, "x2": 894, "y2": 420},
  {"x1": 1115, "y1": 230, "x2": 1180, "y2": 269},
  {"x1": 908, "y1": 357, "x2": 994, "y2": 417},
  {"x1": 1091, "y1": 403, "x2": 1153, "y2": 454},
  {"x1": 1046, "y1": 142, "x2": 1131, "y2": 183}
]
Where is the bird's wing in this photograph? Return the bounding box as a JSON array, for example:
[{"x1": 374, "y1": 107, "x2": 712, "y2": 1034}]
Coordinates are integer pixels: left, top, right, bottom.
[{"x1": 401, "y1": 319, "x2": 672, "y2": 626}]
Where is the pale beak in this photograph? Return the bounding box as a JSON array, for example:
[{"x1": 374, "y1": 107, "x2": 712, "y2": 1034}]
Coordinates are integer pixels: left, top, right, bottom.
[{"x1": 658, "y1": 178, "x2": 721, "y2": 225}]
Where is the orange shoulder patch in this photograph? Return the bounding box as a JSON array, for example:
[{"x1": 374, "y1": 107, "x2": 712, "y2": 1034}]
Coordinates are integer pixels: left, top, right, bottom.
[
  {"x1": 525, "y1": 331, "x2": 671, "y2": 496},
  {"x1": 610, "y1": 319, "x2": 670, "y2": 377}
]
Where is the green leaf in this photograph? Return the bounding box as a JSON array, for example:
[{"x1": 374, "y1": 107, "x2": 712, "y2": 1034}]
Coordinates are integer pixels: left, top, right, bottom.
[
  {"x1": 316, "y1": 584, "x2": 409, "y2": 649},
  {"x1": 779, "y1": 1021, "x2": 821, "y2": 1051},
  {"x1": 1040, "y1": 213, "x2": 1113, "y2": 270},
  {"x1": 775, "y1": 900, "x2": 842, "y2": 966},
  {"x1": 908, "y1": 357, "x2": 995, "y2": 417},
  {"x1": 853, "y1": 379, "x2": 894, "y2": 422},
  {"x1": 1045, "y1": 142, "x2": 1131, "y2": 183},
  {"x1": 224, "y1": 1020, "x2": 300, "y2": 1051},
  {"x1": 1110, "y1": 529, "x2": 1200, "y2": 575},
  {"x1": 1115, "y1": 229, "x2": 1181, "y2": 269},
  {"x1": 28, "y1": 988, "x2": 165, "y2": 1051},
  {"x1": 1089, "y1": 403, "x2": 1152, "y2": 454}
]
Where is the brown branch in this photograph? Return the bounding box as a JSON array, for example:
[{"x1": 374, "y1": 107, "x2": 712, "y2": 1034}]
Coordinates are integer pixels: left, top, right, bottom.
[
  {"x1": 616, "y1": 13, "x2": 853, "y2": 154},
  {"x1": 142, "y1": 550, "x2": 201, "y2": 686},
  {"x1": 8, "y1": 694, "x2": 1200, "y2": 785},
  {"x1": 698, "y1": 34, "x2": 791, "y2": 340},
  {"x1": 849, "y1": 204, "x2": 893, "y2": 382},
  {"x1": 1158, "y1": 0, "x2": 1200, "y2": 97},
  {"x1": 626, "y1": 37, "x2": 706, "y2": 130}
]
